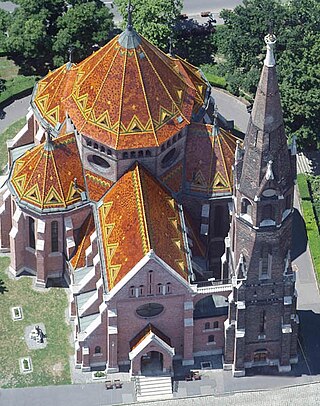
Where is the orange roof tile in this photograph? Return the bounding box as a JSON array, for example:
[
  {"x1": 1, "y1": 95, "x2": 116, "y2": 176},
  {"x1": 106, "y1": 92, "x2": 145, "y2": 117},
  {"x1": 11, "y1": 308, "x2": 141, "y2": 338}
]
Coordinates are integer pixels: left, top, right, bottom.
[
  {"x1": 85, "y1": 169, "x2": 113, "y2": 202},
  {"x1": 70, "y1": 212, "x2": 95, "y2": 269},
  {"x1": 9, "y1": 132, "x2": 86, "y2": 212},
  {"x1": 32, "y1": 63, "x2": 76, "y2": 128},
  {"x1": 185, "y1": 123, "x2": 241, "y2": 196},
  {"x1": 175, "y1": 56, "x2": 210, "y2": 117},
  {"x1": 160, "y1": 160, "x2": 183, "y2": 194},
  {"x1": 32, "y1": 28, "x2": 209, "y2": 150},
  {"x1": 98, "y1": 164, "x2": 189, "y2": 290}
]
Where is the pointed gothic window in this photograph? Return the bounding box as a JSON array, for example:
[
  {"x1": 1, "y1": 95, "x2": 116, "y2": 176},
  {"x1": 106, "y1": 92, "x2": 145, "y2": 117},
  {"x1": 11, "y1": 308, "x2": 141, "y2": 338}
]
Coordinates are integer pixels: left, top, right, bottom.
[
  {"x1": 129, "y1": 286, "x2": 135, "y2": 297},
  {"x1": 241, "y1": 199, "x2": 252, "y2": 219},
  {"x1": 29, "y1": 217, "x2": 35, "y2": 249},
  {"x1": 213, "y1": 321, "x2": 219, "y2": 329},
  {"x1": 259, "y1": 245, "x2": 272, "y2": 279},
  {"x1": 51, "y1": 221, "x2": 59, "y2": 252},
  {"x1": 259, "y1": 310, "x2": 266, "y2": 334}
]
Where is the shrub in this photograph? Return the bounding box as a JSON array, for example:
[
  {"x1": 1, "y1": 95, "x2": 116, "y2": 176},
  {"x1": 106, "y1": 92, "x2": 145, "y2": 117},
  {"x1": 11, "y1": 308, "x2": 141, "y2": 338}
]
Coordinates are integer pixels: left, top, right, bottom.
[{"x1": 23, "y1": 359, "x2": 29, "y2": 370}]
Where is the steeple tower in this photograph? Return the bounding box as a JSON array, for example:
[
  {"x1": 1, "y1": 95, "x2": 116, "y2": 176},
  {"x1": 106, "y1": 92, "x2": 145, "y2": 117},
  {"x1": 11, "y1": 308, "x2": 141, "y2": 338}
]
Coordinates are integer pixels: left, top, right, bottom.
[{"x1": 223, "y1": 34, "x2": 298, "y2": 377}]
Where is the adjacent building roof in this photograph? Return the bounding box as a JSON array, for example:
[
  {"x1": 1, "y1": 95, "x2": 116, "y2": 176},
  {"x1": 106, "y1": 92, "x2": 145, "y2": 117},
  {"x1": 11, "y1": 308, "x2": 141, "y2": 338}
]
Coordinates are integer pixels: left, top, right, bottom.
[
  {"x1": 31, "y1": 28, "x2": 210, "y2": 150},
  {"x1": 70, "y1": 212, "x2": 95, "y2": 270},
  {"x1": 9, "y1": 132, "x2": 87, "y2": 212},
  {"x1": 185, "y1": 123, "x2": 241, "y2": 196},
  {"x1": 98, "y1": 164, "x2": 189, "y2": 290},
  {"x1": 84, "y1": 169, "x2": 113, "y2": 202}
]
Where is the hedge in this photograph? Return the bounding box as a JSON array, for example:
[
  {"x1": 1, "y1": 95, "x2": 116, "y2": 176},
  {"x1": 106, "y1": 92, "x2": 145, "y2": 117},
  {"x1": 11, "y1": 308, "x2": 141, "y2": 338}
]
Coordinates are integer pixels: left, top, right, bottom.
[
  {"x1": 297, "y1": 173, "x2": 310, "y2": 201},
  {"x1": 297, "y1": 173, "x2": 320, "y2": 281}
]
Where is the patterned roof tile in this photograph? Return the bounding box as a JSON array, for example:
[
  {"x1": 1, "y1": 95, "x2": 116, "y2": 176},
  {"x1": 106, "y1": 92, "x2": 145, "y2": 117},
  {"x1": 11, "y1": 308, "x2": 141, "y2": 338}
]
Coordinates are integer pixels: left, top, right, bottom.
[
  {"x1": 98, "y1": 164, "x2": 189, "y2": 290},
  {"x1": 9, "y1": 132, "x2": 86, "y2": 212},
  {"x1": 185, "y1": 123, "x2": 242, "y2": 196}
]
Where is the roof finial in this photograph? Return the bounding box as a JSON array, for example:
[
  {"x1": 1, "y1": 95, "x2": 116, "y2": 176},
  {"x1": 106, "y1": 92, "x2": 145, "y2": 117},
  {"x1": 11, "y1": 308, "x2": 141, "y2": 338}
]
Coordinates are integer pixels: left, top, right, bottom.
[
  {"x1": 212, "y1": 105, "x2": 219, "y2": 136},
  {"x1": 44, "y1": 125, "x2": 54, "y2": 152},
  {"x1": 264, "y1": 32, "x2": 277, "y2": 68},
  {"x1": 127, "y1": 0, "x2": 134, "y2": 31}
]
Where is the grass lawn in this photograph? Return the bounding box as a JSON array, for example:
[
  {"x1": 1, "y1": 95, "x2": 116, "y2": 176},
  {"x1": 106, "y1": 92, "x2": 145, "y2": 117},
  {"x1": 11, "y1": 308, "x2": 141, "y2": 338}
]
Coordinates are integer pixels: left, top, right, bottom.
[
  {"x1": 0, "y1": 257, "x2": 73, "y2": 388},
  {"x1": 0, "y1": 56, "x2": 37, "y2": 104},
  {"x1": 0, "y1": 117, "x2": 26, "y2": 173}
]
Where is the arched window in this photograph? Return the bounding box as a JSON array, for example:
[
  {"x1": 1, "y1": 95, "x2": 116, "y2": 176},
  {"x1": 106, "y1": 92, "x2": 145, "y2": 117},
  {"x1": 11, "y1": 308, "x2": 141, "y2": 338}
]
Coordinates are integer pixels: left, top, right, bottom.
[
  {"x1": 161, "y1": 148, "x2": 176, "y2": 168},
  {"x1": 123, "y1": 152, "x2": 129, "y2": 159},
  {"x1": 204, "y1": 322, "x2": 210, "y2": 330},
  {"x1": 129, "y1": 286, "x2": 135, "y2": 297},
  {"x1": 107, "y1": 149, "x2": 112, "y2": 155},
  {"x1": 241, "y1": 199, "x2": 252, "y2": 217},
  {"x1": 208, "y1": 335, "x2": 215, "y2": 343},
  {"x1": 157, "y1": 283, "x2": 163, "y2": 295},
  {"x1": 86, "y1": 139, "x2": 92, "y2": 147},
  {"x1": 166, "y1": 140, "x2": 171, "y2": 148},
  {"x1": 138, "y1": 150, "x2": 144, "y2": 158},
  {"x1": 29, "y1": 217, "x2": 35, "y2": 249},
  {"x1": 166, "y1": 282, "x2": 171, "y2": 294},
  {"x1": 213, "y1": 321, "x2": 219, "y2": 329},
  {"x1": 94, "y1": 143, "x2": 98, "y2": 150},
  {"x1": 51, "y1": 221, "x2": 59, "y2": 252},
  {"x1": 130, "y1": 151, "x2": 136, "y2": 158},
  {"x1": 148, "y1": 271, "x2": 153, "y2": 295},
  {"x1": 146, "y1": 150, "x2": 151, "y2": 157},
  {"x1": 95, "y1": 346, "x2": 101, "y2": 354},
  {"x1": 139, "y1": 285, "x2": 144, "y2": 296}
]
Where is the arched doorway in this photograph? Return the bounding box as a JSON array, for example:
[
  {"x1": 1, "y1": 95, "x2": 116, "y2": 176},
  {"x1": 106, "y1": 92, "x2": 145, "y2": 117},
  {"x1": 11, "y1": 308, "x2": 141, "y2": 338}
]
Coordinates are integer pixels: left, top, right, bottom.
[{"x1": 140, "y1": 351, "x2": 163, "y2": 375}]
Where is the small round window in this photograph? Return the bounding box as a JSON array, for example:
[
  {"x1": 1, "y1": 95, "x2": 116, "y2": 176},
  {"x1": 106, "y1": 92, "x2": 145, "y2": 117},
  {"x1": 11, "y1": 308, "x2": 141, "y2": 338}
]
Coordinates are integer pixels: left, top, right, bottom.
[
  {"x1": 161, "y1": 148, "x2": 176, "y2": 168},
  {"x1": 88, "y1": 154, "x2": 110, "y2": 169},
  {"x1": 136, "y1": 303, "x2": 164, "y2": 318}
]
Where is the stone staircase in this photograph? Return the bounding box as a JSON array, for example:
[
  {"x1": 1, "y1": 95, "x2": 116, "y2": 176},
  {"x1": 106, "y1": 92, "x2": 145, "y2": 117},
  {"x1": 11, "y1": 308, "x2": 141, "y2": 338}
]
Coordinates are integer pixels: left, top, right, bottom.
[{"x1": 135, "y1": 375, "x2": 173, "y2": 402}]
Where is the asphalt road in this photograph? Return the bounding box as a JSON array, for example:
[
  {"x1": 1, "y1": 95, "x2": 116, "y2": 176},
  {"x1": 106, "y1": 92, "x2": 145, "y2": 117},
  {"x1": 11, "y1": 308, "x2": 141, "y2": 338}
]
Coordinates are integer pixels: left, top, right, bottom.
[{"x1": 0, "y1": 96, "x2": 31, "y2": 134}]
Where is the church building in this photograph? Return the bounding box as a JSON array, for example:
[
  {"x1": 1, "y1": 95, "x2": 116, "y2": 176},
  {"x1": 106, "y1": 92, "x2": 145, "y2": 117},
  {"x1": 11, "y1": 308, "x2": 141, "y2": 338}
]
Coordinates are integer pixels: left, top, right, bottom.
[{"x1": 0, "y1": 15, "x2": 298, "y2": 377}]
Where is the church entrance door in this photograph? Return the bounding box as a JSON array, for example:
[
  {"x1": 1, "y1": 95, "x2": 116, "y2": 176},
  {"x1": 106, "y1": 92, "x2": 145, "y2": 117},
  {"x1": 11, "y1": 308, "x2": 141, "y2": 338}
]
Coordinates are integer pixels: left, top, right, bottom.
[{"x1": 140, "y1": 351, "x2": 163, "y2": 376}]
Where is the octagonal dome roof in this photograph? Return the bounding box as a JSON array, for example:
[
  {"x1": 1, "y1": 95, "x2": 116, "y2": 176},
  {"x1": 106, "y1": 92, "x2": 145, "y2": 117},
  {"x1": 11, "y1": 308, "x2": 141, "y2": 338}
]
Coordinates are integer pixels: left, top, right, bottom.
[
  {"x1": 32, "y1": 28, "x2": 210, "y2": 150},
  {"x1": 9, "y1": 132, "x2": 87, "y2": 213}
]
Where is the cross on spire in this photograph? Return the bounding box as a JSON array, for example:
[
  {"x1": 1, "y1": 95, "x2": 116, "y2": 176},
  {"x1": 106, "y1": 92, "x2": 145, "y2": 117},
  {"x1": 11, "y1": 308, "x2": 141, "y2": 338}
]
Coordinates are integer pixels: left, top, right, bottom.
[{"x1": 127, "y1": 0, "x2": 134, "y2": 31}]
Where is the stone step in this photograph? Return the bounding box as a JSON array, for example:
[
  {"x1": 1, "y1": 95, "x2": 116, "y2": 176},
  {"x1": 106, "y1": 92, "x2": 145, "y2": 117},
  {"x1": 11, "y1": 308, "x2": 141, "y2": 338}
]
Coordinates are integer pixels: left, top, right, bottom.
[{"x1": 135, "y1": 375, "x2": 173, "y2": 402}]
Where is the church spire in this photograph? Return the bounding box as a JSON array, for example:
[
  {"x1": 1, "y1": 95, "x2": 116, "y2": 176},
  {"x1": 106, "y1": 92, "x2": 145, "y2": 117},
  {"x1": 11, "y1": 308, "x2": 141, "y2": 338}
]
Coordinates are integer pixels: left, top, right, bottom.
[{"x1": 238, "y1": 33, "x2": 294, "y2": 200}]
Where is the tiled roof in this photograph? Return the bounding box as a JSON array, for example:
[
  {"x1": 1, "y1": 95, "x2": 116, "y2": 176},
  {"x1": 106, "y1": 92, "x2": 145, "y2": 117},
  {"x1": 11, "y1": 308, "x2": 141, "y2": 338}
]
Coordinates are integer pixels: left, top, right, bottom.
[
  {"x1": 160, "y1": 160, "x2": 183, "y2": 194},
  {"x1": 70, "y1": 212, "x2": 95, "y2": 269},
  {"x1": 32, "y1": 63, "x2": 76, "y2": 128},
  {"x1": 185, "y1": 123, "x2": 241, "y2": 196},
  {"x1": 130, "y1": 323, "x2": 171, "y2": 351},
  {"x1": 32, "y1": 28, "x2": 209, "y2": 150},
  {"x1": 175, "y1": 56, "x2": 210, "y2": 117},
  {"x1": 98, "y1": 164, "x2": 189, "y2": 290},
  {"x1": 84, "y1": 169, "x2": 113, "y2": 202},
  {"x1": 9, "y1": 132, "x2": 86, "y2": 212}
]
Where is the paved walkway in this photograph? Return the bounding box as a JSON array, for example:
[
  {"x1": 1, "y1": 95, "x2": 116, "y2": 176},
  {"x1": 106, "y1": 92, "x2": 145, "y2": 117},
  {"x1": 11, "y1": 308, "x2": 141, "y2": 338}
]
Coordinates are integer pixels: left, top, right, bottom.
[{"x1": 0, "y1": 96, "x2": 31, "y2": 133}]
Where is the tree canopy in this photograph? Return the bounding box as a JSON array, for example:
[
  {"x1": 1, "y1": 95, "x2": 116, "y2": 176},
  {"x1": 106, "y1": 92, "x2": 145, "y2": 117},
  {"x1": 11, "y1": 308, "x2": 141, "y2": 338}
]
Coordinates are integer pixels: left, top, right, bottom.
[
  {"x1": 114, "y1": 0, "x2": 182, "y2": 51},
  {"x1": 6, "y1": 0, "x2": 114, "y2": 74},
  {"x1": 215, "y1": 0, "x2": 320, "y2": 149}
]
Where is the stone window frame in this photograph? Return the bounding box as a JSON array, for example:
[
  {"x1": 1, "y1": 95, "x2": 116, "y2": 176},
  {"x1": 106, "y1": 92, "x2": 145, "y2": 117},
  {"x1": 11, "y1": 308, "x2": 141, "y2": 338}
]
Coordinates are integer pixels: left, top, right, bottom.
[
  {"x1": 51, "y1": 221, "x2": 59, "y2": 252},
  {"x1": 29, "y1": 217, "x2": 35, "y2": 249}
]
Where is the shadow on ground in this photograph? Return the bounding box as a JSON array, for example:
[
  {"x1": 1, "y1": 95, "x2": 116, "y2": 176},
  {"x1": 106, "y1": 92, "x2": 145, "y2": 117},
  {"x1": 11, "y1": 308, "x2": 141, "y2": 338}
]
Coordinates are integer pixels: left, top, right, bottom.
[
  {"x1": 305, "y1": 151, "x2": 320, "y2": 175},
  {"x1": 298, "y1": 309, "x2": 320, "y2": 376},
  {"x1": 292, "y1": 208, "x2": 308, "y2": 261},
  {"x1": 0, "y1": 278, "x2": 8, "y2": 293}
]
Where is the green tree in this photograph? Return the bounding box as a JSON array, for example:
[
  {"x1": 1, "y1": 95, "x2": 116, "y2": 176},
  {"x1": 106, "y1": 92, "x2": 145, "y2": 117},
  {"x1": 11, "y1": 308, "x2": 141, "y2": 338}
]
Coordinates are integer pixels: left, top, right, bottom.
[
  {"x1": 0, "y1": 9, "x2": 11, "y2": 52},
  {"x1": 53, "y1": 2, "x2": 114, "y2": 66},
  {"x1": 7, "y1": 0, "x2": 114, "y2": 74},
  {"x1": 214, "y1": 0, "x2": 320, "y2": 149},
  {"x1": 114, "y1": 0, "x2": 182, "y2": 51}
]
